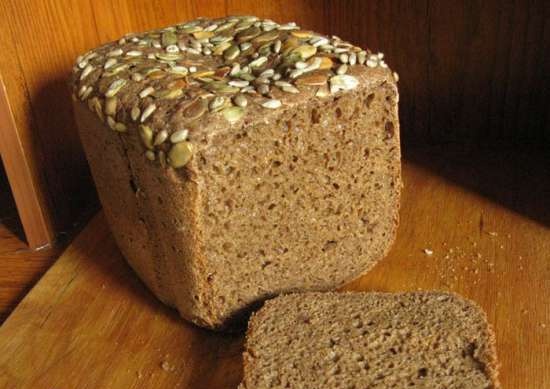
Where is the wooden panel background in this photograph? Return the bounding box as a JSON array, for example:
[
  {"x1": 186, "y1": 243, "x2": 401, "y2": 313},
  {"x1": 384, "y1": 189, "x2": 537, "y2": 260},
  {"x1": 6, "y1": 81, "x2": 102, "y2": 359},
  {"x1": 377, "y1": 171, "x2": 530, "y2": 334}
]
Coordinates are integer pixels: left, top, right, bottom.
[{"x1": 0, "y1": 0, "x2": 549, "y2": 235}]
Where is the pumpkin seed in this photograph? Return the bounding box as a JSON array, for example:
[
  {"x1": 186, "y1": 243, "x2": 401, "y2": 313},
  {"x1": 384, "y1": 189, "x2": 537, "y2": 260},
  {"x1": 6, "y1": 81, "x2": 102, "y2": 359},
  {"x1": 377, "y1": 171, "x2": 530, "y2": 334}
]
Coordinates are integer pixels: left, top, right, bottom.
[
  {"x1": 104, "y1": 97, "x2": 118, "y2": 116},
  {"x1": 131, "y1": 106, "x2": 141, "y2": 121},
  {"x1": 279, "y1": 22, "x2": 298, "y2": 31},
  {"x1": 318, "y1": 56, "x2": 333, "y2": 70},
  {"x1": 357, "y1": 51, "x2": 367, "y2": 65},
  {"x1": 166, "y1": 44, "x2": 179, "y2": 53},
  {"x1": 236, "y1": 26, "x2": 261, "y2": 42},
  {"x1": 114, "y1": 122, "x2": 127, "y2": 132},
  {"x1": 289, "y1": 69, "x2": 304, "y2": 79},
  {"x1": 213, "y1": 41, "x2": 232, "y2": 55},
  {"x1": 366, "y1": 58, "x2": 378, "y2": 68},
  {"x1": 349, "y1": 52, "x2": 357, "y2": 66},
  {"x1": 186, "y1": 48, "x2": 201, "y2": 55},
  {"x1": 316, "y1": 85, "x2": 330, "y2": 97},
  {"x1": 329, "y1": 74, "x2": 358, "y2": 93},
  {"x1": 222, "y1": 106, "x2": 244, "y2": 123},
  {"x1": 104, "y1": 58, "x2": 117, "y2": 69},
  {"x1": 101, "y1": 63, "x2": 128, "y2": 78},
  {"x1": 336, "y1": 64, "x2": 348, "y2": 75},
  {"x1": 169, "y1": 65, "x2": 188, "y2": 75},
  {"x1": 145, "y1": 150, "x2": 156, "y2": 161},
  {"x1": 132, "y1": 73, "x2": 145, "y2": 82},
  {"x1": 107, "y1": 48, "x2": 123, "y2": 57},
  {"x1": 139, "y1": 86, "x2": 155, "y2": 98},
  {"x1": 259, "y1": 69, "x2": 275, "y2": 78},
  {"x1": 93, "y1": 98, "x2": 104, "y2": 121},
  {"x1": 193, "y1": 31, "x2": 214, "y2": 40},
  {"x1": 273, "y1": 39, "x2": 282, "y2": 53},
  {"x1": 155, "y1": 88, "x2": 184, "y2": 99},
  {"x1": 183, "y1": 98, "x2": 207, "y2": 120},
  {"x1": 261, "y1": 99, "x2": 281, "y2": 109},
  {"x1": 228, "y1": 79, "x2": 249, "y2": 88},
  {"x1": 223, "y1": 45, "x2": 240, "y2": 61},
  {"x1": 106, "y1": 116, "x2": 116, "y2": 130},
  {"x1": 281, "y1": 84, "x2": 299, "y2": 93},
  {"x1": 170, "y1": 129, "x2": 189, "y2": 143},
  {"x1": 140, "y1": 103, "x2": 156, "y2": 122},
  {"x1": 339, "y1": 53, "x2": 349, "y2": 64},
  {"x1": 153, "y1": 129, "x2": 169, "y2": 146},
  {"x1": 293, "y1": 45, "x2": 317, "y2": 60},
  {"x1": 296, "y1": 73, "x2": 328, "y2": 86},
  {"x1": 291, "y1": 30, "x2": 313, "y2": 39},
  {"x1": 209, "y1": 96, "x2": 226, "y2": 112},
  {"x1": 105, "y1": 79, "x2": 127, "y2": 97},
  {"x1": 139, "y1": 125, "x2": 154, "y2": 149},
  {"x1": 193, "y1": 70, "x2": 215, "y2": 78},
  {"x1": 311, "y1": 37, "x2": 329, "y2": 47},
  {"x1": 156, "y1": 53, "x2": 182, "y2": 61},
  {"x1": 161, "y1": 31, "x2": 178, "y2": 47},
  {"x1": 233, "y1": 94, "x2": 248, "y2": 107},
  {"x1": 238, "y1": 72, "x2": 256, "y2": 81},
  {"x1": 252, "y1": 30, "x2": 279, "y2": 44},
  {"x1": 215, "y1": 21, "x2": 236, "y2": 33},
  {"x1": 168, "y1": 142, "x2": 193, "y2": 168},
  {"x1": 80, "y1": 64, "x2": 94, "y2": 80},
  {"x1": 126, "y1": 50, "x2": 142, "y2": 57}
]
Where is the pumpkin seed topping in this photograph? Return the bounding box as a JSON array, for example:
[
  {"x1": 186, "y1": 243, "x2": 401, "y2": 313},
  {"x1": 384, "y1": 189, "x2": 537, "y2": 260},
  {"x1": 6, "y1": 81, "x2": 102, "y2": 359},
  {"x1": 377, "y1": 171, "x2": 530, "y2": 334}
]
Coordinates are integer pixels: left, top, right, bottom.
[
  {"x1": 170, "y1": 129, "x2": 189, "y2": 143},
  {"x1": 222, "y1": 106, "x2": 244, "y2": 123},
  {"x1": 168, "y1": 141, "x2": 193, "y2": 168},
  {"x1": 73, "y1": 15, "x2": 388, "y2": 168},
  {"x1": 140, "y1": 104, "x2": 156, "y2": 122},
  {"x1": 261, "y1": 99, "x2": 282, "y2": 109}
]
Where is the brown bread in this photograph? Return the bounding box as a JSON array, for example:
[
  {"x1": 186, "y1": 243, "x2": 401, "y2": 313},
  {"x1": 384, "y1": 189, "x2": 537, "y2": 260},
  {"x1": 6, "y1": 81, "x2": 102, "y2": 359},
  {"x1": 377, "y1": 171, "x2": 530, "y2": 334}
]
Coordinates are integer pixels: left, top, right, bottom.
[
  {"x1": 241, "y1": 292, "x2": 500, "y2": 389},
  {"x1": 71, "y1": 16, "x2": 401, "y2": 330}
]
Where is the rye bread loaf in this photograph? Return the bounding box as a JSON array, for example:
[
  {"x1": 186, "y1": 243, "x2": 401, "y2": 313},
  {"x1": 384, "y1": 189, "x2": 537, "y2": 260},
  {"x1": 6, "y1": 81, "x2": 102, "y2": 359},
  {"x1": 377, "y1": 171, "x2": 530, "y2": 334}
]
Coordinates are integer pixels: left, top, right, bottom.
[
  {"x1": 71, "y1": 16, "x2": 401, "y2": 330},
  {"x1": 241, "y1": 292, "x2": 500, "y2": 389}
]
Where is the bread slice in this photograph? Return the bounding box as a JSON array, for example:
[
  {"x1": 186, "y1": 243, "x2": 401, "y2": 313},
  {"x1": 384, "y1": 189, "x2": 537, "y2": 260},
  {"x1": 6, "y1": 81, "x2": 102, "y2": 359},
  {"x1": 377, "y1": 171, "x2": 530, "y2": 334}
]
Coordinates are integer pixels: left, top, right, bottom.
[
  {"x1": 241, "y1": 292, "x2": 500, "y2": 389},
  {"x1": 71, "y1": 16, "x2": 401, "y2": 330}
]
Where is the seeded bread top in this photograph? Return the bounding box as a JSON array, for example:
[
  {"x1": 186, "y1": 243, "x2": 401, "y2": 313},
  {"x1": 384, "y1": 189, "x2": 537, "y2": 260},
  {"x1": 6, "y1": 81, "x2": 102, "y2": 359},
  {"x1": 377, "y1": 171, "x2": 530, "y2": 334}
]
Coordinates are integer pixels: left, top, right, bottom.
[{"x1": 71, "y1": 15, "x2": 396, "y2": 169}]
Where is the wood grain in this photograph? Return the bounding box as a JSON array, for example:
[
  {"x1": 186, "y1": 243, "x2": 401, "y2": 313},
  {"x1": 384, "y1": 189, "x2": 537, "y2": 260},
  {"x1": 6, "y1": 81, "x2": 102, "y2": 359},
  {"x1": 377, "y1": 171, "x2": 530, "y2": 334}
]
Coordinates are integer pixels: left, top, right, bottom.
[
  {"x1": 0, "y1": 76, "x2": 54, "y2": 248},
  {"x1": 0, "y1": 154, "x2": 547, "y2": 389}
]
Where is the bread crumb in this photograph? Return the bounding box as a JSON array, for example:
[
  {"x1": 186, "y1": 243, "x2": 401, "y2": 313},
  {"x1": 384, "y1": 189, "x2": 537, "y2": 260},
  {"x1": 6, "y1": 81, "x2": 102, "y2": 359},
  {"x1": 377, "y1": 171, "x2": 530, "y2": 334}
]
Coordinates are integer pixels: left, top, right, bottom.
[
  {"x1": 423, "y1": 248, "x2": 434, "y2": 256},
  {"x1": 487, "y1": 231, "x2": 498, "y2": 237},
  {"x1": 161, "y1": 361, "x2": 175, "y2": 372}
]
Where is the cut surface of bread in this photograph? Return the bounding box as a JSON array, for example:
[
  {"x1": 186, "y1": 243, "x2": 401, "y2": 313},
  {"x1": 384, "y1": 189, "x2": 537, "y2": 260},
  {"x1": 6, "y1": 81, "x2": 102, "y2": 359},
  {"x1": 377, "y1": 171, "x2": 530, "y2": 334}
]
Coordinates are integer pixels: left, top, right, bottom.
[
  {"x1": 72, "y1": 15, "x2": 401, "y2": 329},
  {"x1": 241, "y1": 291, "x2": 500, "y2": 389}
]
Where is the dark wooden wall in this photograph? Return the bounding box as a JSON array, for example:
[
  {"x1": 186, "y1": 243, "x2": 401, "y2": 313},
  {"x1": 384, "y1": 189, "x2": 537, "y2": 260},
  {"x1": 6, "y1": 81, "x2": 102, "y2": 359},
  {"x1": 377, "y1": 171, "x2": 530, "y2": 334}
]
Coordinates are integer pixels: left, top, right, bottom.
[{"x1": 0, "y1": 0, "x2": 548, "y2": 242}]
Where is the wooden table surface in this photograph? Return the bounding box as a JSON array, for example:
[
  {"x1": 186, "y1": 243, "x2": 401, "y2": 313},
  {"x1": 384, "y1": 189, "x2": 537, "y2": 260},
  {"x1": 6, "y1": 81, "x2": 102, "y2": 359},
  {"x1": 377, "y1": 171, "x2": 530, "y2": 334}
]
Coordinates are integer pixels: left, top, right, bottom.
[{"x1": 0, "y1": 148, "x2": 548, "y2": 389}]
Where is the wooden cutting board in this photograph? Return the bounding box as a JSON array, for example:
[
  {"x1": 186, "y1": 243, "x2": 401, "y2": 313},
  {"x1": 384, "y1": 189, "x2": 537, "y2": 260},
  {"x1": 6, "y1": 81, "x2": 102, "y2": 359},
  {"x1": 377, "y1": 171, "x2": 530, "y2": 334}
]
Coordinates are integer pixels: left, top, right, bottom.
[{"x1": 0, "y1": 150, "x2": 548, "y2": 389}]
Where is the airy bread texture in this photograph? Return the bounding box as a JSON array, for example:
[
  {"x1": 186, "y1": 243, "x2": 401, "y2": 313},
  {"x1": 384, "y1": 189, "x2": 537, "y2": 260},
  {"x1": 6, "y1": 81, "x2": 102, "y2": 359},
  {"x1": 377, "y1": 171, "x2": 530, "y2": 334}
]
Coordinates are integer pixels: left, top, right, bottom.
[
  {"x1": 241, "y1": 292, "x2": 500, "y2": 389},
  {"x1": 72, "y1": 16, "x2": 401, "y2": 329}
]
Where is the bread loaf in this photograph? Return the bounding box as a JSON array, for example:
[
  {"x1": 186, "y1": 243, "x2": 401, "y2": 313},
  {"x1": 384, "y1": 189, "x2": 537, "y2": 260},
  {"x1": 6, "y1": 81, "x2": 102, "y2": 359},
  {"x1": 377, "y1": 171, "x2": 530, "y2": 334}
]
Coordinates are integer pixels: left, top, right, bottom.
[
  {"x1": 71, "y1": 16, "x2": 401, "y2": 329},
  {"x1": 241, "y1": 291, "x2": 501, "y2": 389}
]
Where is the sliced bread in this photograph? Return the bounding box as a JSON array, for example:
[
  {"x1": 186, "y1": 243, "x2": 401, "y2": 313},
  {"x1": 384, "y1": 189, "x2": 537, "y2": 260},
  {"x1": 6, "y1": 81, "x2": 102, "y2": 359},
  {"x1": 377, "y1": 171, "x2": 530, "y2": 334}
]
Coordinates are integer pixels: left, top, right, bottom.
[{"x1": 241, "y1": 291, "x2": 500, "y2": 389}]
